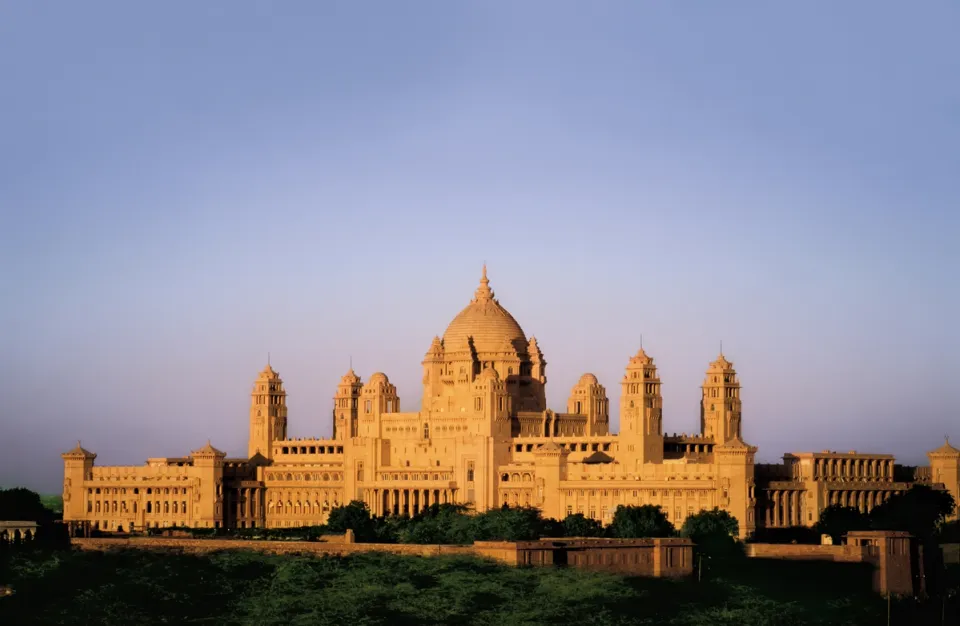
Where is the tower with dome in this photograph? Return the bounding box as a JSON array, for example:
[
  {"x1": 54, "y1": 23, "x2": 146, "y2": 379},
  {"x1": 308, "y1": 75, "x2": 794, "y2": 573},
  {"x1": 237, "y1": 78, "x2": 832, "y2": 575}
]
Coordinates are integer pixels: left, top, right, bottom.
[{"x1": 60, "y1": 267, "x2": 959, "y2": 537}]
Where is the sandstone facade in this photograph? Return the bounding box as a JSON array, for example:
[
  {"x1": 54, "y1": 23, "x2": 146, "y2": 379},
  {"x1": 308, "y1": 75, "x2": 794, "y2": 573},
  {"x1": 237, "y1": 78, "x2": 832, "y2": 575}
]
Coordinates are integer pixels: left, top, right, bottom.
[{"x1": 61, "y1": 268, "x2": 959, "y2": 538}]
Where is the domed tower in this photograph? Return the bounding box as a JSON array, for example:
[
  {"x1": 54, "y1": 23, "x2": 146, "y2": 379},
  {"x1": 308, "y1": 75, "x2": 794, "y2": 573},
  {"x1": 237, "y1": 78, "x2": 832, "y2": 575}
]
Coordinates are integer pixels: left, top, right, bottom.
[
  {"x1": 568, "y1": 373, "x2": 610, "y2": 436},
  {"x1": 249, "y1": 364, "x2": 288, "y2": 459},
  {"x1": 426, "y1": 265, "x2": 546, "y2": 414},
  {"x1": 473, "y1": 367, "x2": 511, "y2": 436},
  {"x1": 359, "y1": 372, "x2": 399, "y2": 437},
  {"x1": 620, "y1": 348, "x2": 663, "y2": 464},
  {"x1": 700, "y1": 352, "x2": 742, "y2": 444},
  {"x1": 333, "y1": 369, "x2": 363, "y2": 440}
]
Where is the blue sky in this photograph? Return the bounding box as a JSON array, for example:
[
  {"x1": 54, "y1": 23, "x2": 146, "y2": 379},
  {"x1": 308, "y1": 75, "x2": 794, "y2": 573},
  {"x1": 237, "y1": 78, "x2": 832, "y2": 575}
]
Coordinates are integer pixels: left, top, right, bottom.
[{"x1": 1, "y1": 2, "x2": 958, "y2": 492}]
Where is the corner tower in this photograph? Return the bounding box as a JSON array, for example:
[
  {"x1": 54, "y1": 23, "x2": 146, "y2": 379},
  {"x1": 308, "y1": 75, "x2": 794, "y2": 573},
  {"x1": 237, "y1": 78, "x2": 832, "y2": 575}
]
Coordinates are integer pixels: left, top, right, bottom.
[
  {"x1": 619, "y1": 348, "x2": 664, "y2": 465},
  {"x1": 700, "y1": 352, "x2": 742, "y2": 444},
  {"x1": 929, "y1": 438, "x2": 960, "y2": 521},
  {"x1": 61, "y1": 442, "x2": 96, "y2": 525},
  {"x1": 248, "y1": 364, "x2": 287, "y2": 459}
]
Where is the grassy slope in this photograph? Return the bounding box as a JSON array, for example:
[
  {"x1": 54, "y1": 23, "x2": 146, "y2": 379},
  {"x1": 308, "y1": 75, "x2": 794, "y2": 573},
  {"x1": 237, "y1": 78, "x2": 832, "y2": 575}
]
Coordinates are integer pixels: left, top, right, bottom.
[{"x1": 0, "y1": 548, "x2": 909, "y2": 626}]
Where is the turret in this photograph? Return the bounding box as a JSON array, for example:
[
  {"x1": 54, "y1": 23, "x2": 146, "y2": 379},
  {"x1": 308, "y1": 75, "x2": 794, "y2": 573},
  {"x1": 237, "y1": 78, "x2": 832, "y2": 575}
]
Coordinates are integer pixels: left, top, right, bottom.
[
  {"x1": 619, "y1": 348, "x2": 664, "y2": 465},
  {"x1": 61, "y1": 442, "x2": 96, "y2": 524},
  {"x1": 568, "y1": 373, "x2": 610, "y2": 436},
  {"x1": 421, "y1": 336, "x2": 445, "y2": 401},
  {"x1": 190, "y1": 441, "x2": 226, "y2": 529},
  {"x1": 929, "y1": 437, "x2": 960, "y2": 521},
  {"x1": 700, "y1": 352, "x2": 742, "y2": 444},
  {"x1": 333, "y1": 369, "x2": 363, "y2": 440},
  {"x1": 714, "y1": 434, "x2": 758, "y2": 538},
  {"x1": 248, "y1": 363, "x2": 288, "y2": 459}
]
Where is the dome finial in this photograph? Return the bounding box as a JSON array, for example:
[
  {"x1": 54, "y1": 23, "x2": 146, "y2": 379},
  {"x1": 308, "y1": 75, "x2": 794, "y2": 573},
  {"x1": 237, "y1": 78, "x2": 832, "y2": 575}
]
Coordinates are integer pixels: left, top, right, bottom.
[{"x1": 475, "y1": 263, "x2": 494, "y2": 301}]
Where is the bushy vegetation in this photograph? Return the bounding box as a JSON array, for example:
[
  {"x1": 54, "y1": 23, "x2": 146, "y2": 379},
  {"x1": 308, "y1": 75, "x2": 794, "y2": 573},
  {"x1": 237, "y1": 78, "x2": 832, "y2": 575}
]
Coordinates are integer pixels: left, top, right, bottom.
[
  {"x1": 1, "y1": 546, "x2": 936, "y2": 625},
  {"x1": 814, "y1": 485, "x2": 956, "y2": 544},
  {"x1": 148, "y1": 501, "x2": 708, "y2": 545}
]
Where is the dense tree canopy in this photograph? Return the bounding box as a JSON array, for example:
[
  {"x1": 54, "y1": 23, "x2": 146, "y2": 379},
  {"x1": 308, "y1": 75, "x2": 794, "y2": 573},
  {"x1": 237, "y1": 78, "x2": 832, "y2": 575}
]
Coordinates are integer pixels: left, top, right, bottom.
[
  {"x1": 815, "y1": 505, "x2": 871, "y2": 544},
  {"x1": 680, "y1": 508, "x2": 742, "y2": 560},
  {"x1": 1, "y1": 548, "x2": 926, "y2": 625},
  {"x1": 561, "y1": 513, "x2": 604, "y2": 538},
  {"x1": 868, "y1": 485, "x2": 955, "y2": 542},
  {"x1": 0, "y1": 488, "x2": 53, "y2": 523},
  {"x1": 608, "y1": 505, "x2": 676, "y2": 538},
  {"x1": 813, "y1": 485, "x2": 957, "y2": 545}
]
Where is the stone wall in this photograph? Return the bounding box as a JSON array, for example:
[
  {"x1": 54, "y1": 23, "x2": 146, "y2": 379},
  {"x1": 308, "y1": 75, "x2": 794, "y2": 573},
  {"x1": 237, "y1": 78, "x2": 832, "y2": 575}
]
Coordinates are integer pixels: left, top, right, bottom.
[
  {"x1": 745, "y1": 543, "x2": 868, "y2": 563},
  {"x1": 70, "y1": 536, "x2": 692, "y2": 578},
  {"x1": 72, "y1": 537, "x2": 473, "y2": 558}
]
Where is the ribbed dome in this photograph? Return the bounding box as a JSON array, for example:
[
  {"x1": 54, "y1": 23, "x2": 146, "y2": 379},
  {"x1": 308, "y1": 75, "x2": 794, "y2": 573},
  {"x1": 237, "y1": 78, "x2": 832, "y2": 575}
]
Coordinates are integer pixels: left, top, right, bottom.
[
  {"x1": 442, "y1": 266, "x2": 527, "y2": 355},
  {"x1": 578, "y1": 373, "x2": 599, "y2": 386}
]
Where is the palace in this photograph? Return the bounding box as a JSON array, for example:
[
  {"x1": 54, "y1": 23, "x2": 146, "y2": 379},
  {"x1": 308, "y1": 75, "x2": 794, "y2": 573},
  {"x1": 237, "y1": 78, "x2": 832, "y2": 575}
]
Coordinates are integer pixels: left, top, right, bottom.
[{"x1": 61, "y1": 268, "x2": 960, "y2": 538}]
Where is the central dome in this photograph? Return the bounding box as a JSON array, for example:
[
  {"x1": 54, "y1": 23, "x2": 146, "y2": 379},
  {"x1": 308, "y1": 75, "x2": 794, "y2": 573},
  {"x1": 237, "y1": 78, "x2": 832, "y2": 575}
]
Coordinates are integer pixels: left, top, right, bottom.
[{"x1": 442, "y1": 266, "x2": 527, "y2": 354}]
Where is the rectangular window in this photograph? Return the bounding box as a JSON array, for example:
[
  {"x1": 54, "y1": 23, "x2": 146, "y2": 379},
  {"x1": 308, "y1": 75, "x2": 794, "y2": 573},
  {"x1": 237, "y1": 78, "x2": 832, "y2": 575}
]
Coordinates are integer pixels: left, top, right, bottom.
[{"x1": 467, "y1": 462, "x2": 475, "y2": 482}]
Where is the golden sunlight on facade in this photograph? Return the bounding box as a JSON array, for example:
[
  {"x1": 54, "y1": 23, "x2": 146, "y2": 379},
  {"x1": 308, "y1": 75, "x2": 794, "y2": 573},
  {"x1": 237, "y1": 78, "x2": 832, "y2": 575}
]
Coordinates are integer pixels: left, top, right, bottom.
[{"x1": 61, "y1": 268, "x2": 960, "y2": 538}]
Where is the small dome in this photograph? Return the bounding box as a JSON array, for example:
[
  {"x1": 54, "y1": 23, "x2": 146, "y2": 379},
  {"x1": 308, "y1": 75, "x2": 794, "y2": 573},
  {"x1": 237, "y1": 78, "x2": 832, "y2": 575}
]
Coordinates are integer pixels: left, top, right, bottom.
[
  {"x1": 368, "y1": 372, "x2": 389, "y2": 385},
  {"x1": 578, "y1": 373, "x2": 599, "y2": 386},
  {"x1": 442, "y1": 266, "x2": 527, "y2": 355}
]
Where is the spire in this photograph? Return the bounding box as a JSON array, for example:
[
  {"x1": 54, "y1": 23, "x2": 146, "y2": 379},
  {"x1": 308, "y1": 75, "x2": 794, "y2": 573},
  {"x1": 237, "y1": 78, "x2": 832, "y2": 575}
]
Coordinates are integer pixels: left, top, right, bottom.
[{"x1": 474, "y1": 264, "x2": 494, "y2": 301}]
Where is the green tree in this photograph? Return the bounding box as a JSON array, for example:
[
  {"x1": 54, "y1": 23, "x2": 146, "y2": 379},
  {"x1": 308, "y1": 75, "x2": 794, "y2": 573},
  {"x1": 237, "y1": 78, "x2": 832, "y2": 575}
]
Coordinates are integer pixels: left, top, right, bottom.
[
  {"x1": 680, "y1": 508, "x2": 741, "y2": 560},
  {"x1": 0, "y1": 488, "x2": 53, "y2": 523},
  {"x1": 815, "y1": 505, "x2": 870, "y2": 544},
  {"x1": 561, "y1": 513, "x2": 603, "y2": 537},
  {"x1": 608, "y1": 505, "x2": 675, "y2": 538},
  {"x1": 325, "y1": 500, "x2": 376, "y2": 541},
  {"x1": 472, "y1": 505, "x2": 546, "y2": 541},
  {"x1": 869, "y1": 484, "x2": 956, "y2": 542},
  {"x1": 397, "y1": 503, "x2": 471, "y2": 544}
]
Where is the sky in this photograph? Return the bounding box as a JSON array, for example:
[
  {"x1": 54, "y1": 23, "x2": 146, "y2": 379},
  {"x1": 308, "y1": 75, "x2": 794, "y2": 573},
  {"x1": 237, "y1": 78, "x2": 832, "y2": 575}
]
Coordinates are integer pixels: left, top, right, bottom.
[{"x1": 1, "y1": 2, "x2": 958, "y2": 493}]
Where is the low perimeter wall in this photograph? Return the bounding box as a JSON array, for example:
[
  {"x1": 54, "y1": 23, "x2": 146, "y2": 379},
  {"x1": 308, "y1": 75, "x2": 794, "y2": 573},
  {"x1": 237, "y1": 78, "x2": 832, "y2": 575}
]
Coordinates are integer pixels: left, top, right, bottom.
[
  {"x1": 745, "y1": 543, "x2": 868, "y2": 563},
  {"x1": 72, "y1": 537, "x2": 473, "y2": 558},
  {"x1": 72, "y1": 536, "x2": 694, "y2": 578},
  {"x1": 942, "y1": 544, "x2": 959, "y2": 565}
]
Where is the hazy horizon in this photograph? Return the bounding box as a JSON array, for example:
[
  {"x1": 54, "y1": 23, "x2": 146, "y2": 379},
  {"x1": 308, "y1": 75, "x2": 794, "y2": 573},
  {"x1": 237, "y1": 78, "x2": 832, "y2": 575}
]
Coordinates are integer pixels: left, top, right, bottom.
[{"x1": 2, "y1": 2, "x2": 958, "y2": 493}]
